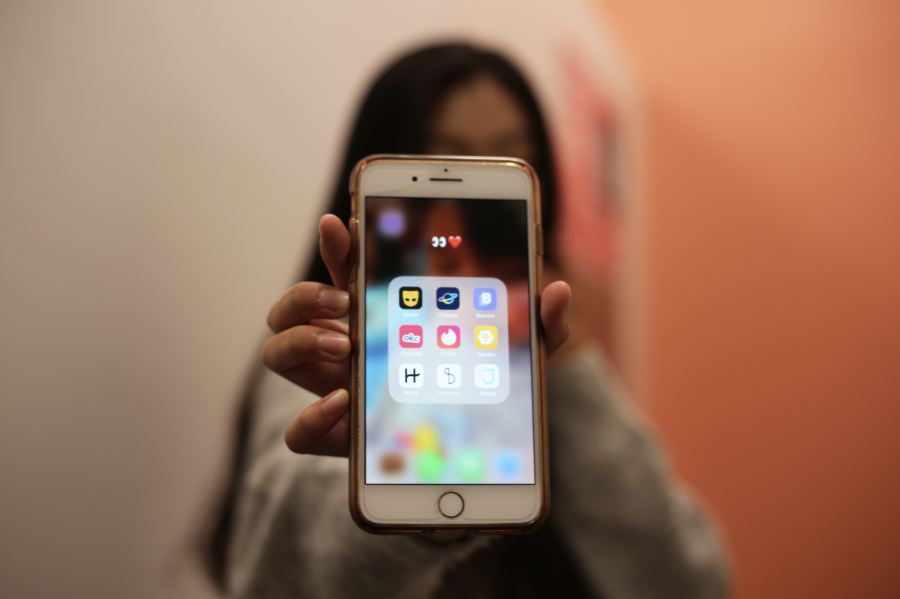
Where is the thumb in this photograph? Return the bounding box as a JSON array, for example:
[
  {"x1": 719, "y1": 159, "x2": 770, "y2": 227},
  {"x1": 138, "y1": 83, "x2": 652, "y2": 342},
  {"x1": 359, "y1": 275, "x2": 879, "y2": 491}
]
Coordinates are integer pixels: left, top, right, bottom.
[
  {"x1": 319, "y1": 214, "x2": 351, "y2": 291},
  {"x1": 540, "y1": 281, "x2": 572, "y2": 356}
]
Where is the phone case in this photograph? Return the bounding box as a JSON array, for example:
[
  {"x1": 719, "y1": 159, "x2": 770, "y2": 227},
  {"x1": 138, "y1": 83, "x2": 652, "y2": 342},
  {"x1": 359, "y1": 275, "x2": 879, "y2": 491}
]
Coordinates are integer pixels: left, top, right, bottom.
[{"x1": 347, "y1": 154, "x2": 549, "y2": 535}]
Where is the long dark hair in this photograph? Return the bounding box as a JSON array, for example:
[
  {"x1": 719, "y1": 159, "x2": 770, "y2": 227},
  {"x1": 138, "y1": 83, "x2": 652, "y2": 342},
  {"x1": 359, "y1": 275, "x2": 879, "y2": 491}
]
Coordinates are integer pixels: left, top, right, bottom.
[
  {"x1": 306, "y1": 42, "x2": 557, "y2": 285},
  {"x1": 201, "y1": 42, "x2": 559, "y2": 590}
]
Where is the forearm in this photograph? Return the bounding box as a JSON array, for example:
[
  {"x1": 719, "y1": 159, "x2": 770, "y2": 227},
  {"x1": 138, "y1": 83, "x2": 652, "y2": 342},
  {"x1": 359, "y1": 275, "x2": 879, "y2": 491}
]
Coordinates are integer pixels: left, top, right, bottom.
[{"x1": 547, "y1": 348, "x2": 730, "y2": 599}]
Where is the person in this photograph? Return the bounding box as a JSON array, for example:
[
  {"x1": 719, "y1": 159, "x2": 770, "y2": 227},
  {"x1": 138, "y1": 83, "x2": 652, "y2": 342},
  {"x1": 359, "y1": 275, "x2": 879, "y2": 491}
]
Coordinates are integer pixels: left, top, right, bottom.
[{"x1": 202, "y1": 43, "x2": 730, "y2": 598}]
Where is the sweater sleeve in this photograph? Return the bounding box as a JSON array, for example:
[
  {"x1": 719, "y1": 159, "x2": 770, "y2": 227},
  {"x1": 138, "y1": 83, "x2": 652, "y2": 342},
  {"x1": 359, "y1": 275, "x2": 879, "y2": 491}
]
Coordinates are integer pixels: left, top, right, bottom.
[
  {"x1": 546, "y1": 347, "x2": 731, "y2": 599},
  {"x1": 225, "y1": 368, "x2": 490, "y2": 599}
]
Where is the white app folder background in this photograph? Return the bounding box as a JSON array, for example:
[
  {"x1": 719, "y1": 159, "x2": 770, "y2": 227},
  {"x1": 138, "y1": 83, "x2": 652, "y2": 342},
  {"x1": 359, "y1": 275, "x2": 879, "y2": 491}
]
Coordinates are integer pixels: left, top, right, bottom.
[{"x1": 388, "y1": 276, "x2": 510, "y2": 404}]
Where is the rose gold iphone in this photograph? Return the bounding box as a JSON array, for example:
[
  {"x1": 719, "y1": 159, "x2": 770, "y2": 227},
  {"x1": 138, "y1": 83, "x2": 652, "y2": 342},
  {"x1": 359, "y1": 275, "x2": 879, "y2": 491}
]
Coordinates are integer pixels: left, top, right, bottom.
[{"x1": 347, "y1": 155, "x2": 549, "y2": 535}]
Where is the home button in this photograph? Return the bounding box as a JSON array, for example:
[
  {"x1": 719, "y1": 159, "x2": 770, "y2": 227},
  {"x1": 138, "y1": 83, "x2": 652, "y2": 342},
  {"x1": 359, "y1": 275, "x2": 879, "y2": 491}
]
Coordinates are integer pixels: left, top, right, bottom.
[{"x1": 438, "y1": 492, "x2": 464, "y2": 518}]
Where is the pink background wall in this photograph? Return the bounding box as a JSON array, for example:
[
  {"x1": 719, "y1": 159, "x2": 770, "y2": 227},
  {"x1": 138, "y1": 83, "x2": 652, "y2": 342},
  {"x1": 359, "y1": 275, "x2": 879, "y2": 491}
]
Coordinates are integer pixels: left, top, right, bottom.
[{"x1": 602, "y1": 1, "x2": 900, "y2": 597}]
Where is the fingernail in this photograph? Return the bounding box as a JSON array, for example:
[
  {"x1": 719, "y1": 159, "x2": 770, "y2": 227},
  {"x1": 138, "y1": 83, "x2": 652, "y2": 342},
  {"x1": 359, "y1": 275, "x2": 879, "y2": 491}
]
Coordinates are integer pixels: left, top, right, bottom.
[
  {"x1": 319, "y1": 332, "x2": 350, "y2": 356},
  {"x1": 317, "y1": 288, "x2": 350, "y2": 312},
  {"x1": 321, "y1": 389, "x2": 349, "y2": 416}
]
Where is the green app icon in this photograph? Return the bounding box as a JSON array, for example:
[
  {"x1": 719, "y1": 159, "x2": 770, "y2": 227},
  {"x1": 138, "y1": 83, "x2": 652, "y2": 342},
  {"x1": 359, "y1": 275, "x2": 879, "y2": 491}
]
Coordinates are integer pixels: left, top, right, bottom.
[
  {"x1": 416, "y1": 450, "x2": 445, "y2": 482},
  {"x1": 456, "y1": 449, "x2": 485, "y2": 482}
]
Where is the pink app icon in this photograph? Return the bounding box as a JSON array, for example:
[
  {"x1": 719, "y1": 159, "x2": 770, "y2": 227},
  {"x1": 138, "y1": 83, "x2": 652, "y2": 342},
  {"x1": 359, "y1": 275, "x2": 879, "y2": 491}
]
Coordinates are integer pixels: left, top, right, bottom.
[
  {"x1": 399, "y1": 325, "x2": 423, "y2": 348},
  {"x1": 437, "y1": 325, "x2": 460, "y2": 348}
]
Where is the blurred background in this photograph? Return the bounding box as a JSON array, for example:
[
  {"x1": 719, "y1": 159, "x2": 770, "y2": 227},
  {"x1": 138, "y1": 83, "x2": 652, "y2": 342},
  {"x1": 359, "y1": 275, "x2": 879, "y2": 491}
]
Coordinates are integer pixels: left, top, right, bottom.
[{"x1": 1, "y1": 1, "x2": 898, "y2": 598}]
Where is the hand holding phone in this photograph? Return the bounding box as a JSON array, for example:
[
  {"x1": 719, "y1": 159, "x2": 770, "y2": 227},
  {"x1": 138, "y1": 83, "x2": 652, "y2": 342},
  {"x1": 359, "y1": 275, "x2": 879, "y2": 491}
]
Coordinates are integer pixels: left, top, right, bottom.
[
  {"x1": 264, "y1": 215, "x2": 571, "y2": 458},
  {"x1": 265, "y1": 155, "x2": 571, "y2": 534}
]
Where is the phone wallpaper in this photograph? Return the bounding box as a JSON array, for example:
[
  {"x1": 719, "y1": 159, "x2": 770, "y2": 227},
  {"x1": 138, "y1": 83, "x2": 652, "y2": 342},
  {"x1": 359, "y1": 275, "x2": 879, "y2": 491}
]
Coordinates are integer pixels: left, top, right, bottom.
[{"x1": 364, "y1": 197, "x2": 536, "y2": 485}]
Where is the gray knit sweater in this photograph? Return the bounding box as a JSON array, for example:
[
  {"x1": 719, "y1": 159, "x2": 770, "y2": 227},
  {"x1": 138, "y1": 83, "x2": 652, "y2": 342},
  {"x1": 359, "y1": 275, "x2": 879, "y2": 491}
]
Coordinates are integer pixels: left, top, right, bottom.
[{"x1": 226, "y1": 347, "x2": 730, "y2": 598}]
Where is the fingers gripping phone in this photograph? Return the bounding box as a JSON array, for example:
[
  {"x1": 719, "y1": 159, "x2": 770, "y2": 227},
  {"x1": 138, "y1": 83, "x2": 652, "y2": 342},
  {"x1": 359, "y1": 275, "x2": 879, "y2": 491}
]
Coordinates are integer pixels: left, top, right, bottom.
[{"x1": 348, "y1": 155, "x2": 549, "y2": 534}]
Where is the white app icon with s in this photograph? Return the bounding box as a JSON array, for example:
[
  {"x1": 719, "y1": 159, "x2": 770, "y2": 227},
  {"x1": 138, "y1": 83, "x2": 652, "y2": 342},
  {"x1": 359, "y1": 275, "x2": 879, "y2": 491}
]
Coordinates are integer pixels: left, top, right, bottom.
[{"x1": 436, "y1": 364, "x2": 462, "y2": 388}]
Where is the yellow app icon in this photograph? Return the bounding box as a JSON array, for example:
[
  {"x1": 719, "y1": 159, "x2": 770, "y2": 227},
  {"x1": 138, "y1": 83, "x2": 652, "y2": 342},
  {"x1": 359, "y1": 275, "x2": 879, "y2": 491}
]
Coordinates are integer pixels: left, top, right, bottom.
[
  {"x1": 399, "y1": 286, "x2": 422, "y2": 309},
  {"x1": 474, "y1": 326, "x2": 498, "y2": 349}
]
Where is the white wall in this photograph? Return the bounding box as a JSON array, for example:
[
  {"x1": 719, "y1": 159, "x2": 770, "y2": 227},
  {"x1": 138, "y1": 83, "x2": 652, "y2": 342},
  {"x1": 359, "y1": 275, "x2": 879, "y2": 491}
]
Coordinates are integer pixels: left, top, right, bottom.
[{"x1": 0, "y1": 2, "x2": 634, "y2": 597}]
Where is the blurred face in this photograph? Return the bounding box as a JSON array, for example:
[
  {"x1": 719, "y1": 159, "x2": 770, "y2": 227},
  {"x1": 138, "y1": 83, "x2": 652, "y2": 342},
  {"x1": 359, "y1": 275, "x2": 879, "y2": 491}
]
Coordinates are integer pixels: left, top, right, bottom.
[
  {"x1": 425, "y1": 75, "x2": 537, "y2": 163},
  {"x1": 415, "y1": 76, "x2": 536, "y2": 283}
]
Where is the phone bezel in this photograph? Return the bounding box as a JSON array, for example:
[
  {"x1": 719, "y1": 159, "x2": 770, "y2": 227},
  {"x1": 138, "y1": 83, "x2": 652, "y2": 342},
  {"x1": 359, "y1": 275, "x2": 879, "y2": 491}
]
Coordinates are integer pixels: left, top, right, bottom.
[{"x1": 348, "y1": 155, "x2": 549, "y2": 535}]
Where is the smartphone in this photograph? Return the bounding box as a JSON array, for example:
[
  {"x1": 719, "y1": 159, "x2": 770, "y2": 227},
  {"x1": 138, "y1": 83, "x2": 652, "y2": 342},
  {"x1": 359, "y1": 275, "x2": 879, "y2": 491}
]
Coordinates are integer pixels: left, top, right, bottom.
[{"x1": 347, "y1": 155, "x2": 548, "y2": 535}]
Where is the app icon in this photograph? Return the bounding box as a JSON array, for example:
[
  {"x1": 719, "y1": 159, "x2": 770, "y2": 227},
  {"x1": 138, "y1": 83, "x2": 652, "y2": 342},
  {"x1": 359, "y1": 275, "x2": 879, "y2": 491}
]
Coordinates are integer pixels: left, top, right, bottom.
[
  {"x1": 474, "y1": 325, "x2": 498, "y2": 349},
  {"x1": 399, "y1": 325, "x2": 423, "y2": 348},
  {"x1": 437, "y1": 325, "x2": 460, "y2": 348},
  {"x1": 436, "y1": 364, "x2": 462, "y2": 388},
  {"x1": 398, "y1": 364, "x2": 424, "y2": 387},
  {"x1": 474, "y1": 364, "x2": 500, "y2": 388},
  {"x1": 378, "y1": 210, "x2": 405, "y2": 238},
  {"x1": 495, "y1": 450, "x2": 522, "y2": 480},
  {"x1": 416, "y1": 450, "x2": 445, "y2": 482},
  {"x1": 456, "y1": 448, "x2": 485, "y2": 482},
  {"x1": 473, "y1": 287, "x2": 497, "y2": 311},
  {"x1": 380, "y1": 452, "x2": 405, "y2": 475},
  {"x1": 436, "y1": 287, "x2": 460, "y2": 310},
  {"x1": 413, "y1": 424, "x2": 438, "y2": 451},
  {"x1": 399, "y1": 286, "x2": 422, "y2": 309}
]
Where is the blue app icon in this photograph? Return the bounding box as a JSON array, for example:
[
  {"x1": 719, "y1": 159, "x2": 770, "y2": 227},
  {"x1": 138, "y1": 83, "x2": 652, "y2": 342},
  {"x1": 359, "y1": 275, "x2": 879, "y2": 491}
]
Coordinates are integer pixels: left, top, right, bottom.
[
  {"x1": 473, "y1": 287, "x2": 497, "y2": 311},
  {"x1": 495, "y1": 450, "x2": 522, "y2": 480},
  {"x1": 436, "y1": 287, "x2": 460, "y2": 310}
]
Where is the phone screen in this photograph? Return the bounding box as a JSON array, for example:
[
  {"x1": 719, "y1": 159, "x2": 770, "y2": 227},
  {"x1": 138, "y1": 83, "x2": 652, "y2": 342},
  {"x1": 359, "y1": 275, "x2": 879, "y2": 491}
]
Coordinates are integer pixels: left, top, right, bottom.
[{"x1": 364, "y1": 196, "x2": 536, "y2": 485}]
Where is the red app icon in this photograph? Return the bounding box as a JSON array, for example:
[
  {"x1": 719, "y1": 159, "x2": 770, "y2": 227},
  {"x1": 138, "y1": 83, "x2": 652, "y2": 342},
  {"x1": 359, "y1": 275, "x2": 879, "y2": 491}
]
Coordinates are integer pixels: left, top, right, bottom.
[
  {"x1": 399, "y1": 325, "x2": 423, "y2": 348},
  {"x1": 437, "y1": 325, "x2": 460, "y2": 348}
]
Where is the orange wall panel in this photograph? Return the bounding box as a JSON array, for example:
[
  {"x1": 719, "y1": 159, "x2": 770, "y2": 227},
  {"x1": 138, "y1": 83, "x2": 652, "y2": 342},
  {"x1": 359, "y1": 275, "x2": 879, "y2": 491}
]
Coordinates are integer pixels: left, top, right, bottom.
[{"x1": 601, "y1": 1, "x2": 900, "y2": 597}]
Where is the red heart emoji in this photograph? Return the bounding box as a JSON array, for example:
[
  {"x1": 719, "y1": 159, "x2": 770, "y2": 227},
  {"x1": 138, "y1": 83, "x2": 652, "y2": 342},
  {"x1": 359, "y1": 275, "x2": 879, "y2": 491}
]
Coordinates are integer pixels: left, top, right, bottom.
[{"x1": 448, "y1": 236, "x2": 462, "y2": 248}]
